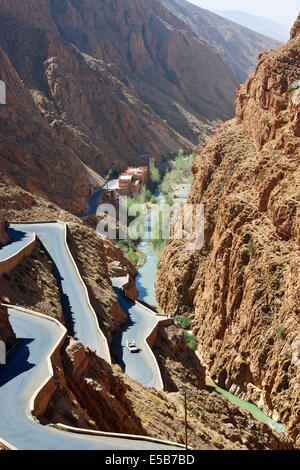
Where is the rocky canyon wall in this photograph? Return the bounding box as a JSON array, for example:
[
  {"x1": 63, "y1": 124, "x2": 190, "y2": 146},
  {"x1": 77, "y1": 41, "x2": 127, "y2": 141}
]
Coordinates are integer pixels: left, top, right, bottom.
[
  {"x1": 156, "y1": 15, "x2": 300, "y2": 446},
  {"x1": 160, "y1": 0, "x2": 281, "y2": 83},
  {"x1": 0, "y1": 0, "x2": 238, "y2": 179},
  {"x1": 0, "y1": 46, "x2": 103, "y2": 214}
]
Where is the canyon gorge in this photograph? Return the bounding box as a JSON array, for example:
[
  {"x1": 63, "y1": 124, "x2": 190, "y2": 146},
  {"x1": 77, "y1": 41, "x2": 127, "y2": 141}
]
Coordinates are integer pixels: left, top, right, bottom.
[
  {"x1": 156, "y1": 13, "x2": 300, "y2": 447},
  {"x1": 0, "y1": 0, "x2": 299, "y2": 453}
]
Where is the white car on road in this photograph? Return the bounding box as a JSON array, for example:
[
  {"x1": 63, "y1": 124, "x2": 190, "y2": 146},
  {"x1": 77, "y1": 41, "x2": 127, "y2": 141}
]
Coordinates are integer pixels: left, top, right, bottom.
[{"x1": 126, "y1": 339, "x2": 138, "y2": 353}]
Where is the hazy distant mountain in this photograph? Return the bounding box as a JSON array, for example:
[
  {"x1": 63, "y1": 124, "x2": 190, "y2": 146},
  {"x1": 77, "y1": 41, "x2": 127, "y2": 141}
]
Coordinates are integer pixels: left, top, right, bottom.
[
  {"x1": 212, "y1": 10, "x2": 290, "y2": 42},
  {"x1": 161, "y1": 0, "x2": 281, "y2": 82}
]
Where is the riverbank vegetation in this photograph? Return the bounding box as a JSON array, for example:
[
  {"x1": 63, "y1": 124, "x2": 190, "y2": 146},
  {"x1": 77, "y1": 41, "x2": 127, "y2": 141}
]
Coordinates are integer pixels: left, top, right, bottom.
[
  {"x1": 119, "y1": 151, "x2": 196, "y2": 269},
  {"x1": 184, "y1": 332, "x2": 198, "y2": 350},
  {"x1": 117, "y1": 238, "x2": 146, "y2": 268},
  {"x1": 174, "y1": 315, "x2": 191, "y2": 330},
  {"x1": 174, "y1": 315, "x2": 197, "y2": 350},
  {"x1": 160, "y1": 150, "x2": 196, "y2": 205},
  {"x1": 149, "y1": 150, "x2": 197, "y2": 266},
  {"x1": 148, "y1": 158, "x2": 161, "y2": 192},
  {"x1": 124, "y1": 159, "x2": 161, "y2": 213},
  {"x1": 117, "y1": 161, "x2": 162, "y2": 267},
  {"x1": 104, "y1": 168, "x2": 119, "y2": 180}
]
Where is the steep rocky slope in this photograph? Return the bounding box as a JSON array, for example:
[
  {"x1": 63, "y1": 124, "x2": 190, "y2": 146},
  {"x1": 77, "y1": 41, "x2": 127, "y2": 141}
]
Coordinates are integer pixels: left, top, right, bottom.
[
  {"x1": 212, "y1": 9, "x2": 290, "y2": 43},
  {"x1": 160, "y1": 0, "x2": 281, "y2": 82},
  {"x1": 0, "y1": 178, "x2": 134, "y2": 341},
  {"x1": 0, "y1": 47, "x2": 103, "y2": 214},
  {"x1": 0, "y1": 0, "x2": 238, "y2": 174},
  {"x1": 0, "y1": 243, "x2": 64, "y2": 324},
  {"x1": 156, "y1": 16, "x2": 300, "y2": 446},
  {"x1": 41, "y1": 333, "x2": 293, "y2": 450}
]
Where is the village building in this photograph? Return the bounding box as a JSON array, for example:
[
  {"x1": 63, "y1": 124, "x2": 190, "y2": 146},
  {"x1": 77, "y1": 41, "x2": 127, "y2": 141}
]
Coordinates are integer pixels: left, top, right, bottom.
[
  {"x1": 100, "y1": 165, "x2": 149, "y2": 205},
  {"x1": 116, "y1": 166, "x2": 148, "y2": 196}
]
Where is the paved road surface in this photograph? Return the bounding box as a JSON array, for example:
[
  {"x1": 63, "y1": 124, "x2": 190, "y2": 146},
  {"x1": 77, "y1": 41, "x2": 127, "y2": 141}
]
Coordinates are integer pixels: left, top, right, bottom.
[
  {"x1": 0, "y1": 227, "x2": 35, "y2": 261},
  {"x1": 79, "y1": 188, "x2": 105, "y2": 218},
  {"x1": 0, "y1": 308, "x2": 177, "y2": 450},
  {"x1": 112, "y1": 281, "x2": 166, "y2": 389},
  {"x1": 79, "y1": 180, "x2": 119, "y2": 218},
  {"x1": 8, "y1": 223, "x2": 110, "y2": 362},
  {"x1": 0, "y1": 223, "x2": 178, "y2": 449}
]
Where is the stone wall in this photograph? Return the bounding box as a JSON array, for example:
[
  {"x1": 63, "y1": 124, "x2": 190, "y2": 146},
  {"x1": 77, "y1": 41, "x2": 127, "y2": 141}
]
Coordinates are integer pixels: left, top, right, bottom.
[
  {"x1": 146, "y1": 318, "x2": 173, "y2": 349},
  {"x1": 0, "y1": 237, "x2": 36, "y2": 277}
]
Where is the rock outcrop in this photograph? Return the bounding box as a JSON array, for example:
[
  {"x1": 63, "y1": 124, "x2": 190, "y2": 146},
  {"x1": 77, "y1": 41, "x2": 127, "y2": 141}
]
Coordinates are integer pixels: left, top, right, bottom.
[
  {"x1": 0, "y1": 243, "x2": 65, "y2": 324},
  {"x1": 0, "y1": 218, "x2": 10, "y2": 247},
  {"x1": 152, "y1": 323, "x2": 206, "y2": 392},
  {"x1": 0, "y1": 47, "x2": 103, "y2": 214},
  {"x1": 156, "y1": 15, "x2": 300, "y2": 446},
  {"x1": 42, "y1": 337, "x2": 145, "y2": 435},
  {"x1": 0, "y1": 305, "x2": 16, "y2": 351},
  {"x1": 0, "y1": 0, "x2": 238, "y2": 179}
]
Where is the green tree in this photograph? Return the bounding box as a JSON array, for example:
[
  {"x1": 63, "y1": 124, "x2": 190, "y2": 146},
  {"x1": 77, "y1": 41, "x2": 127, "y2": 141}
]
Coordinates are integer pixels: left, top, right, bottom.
[
  {"x1": 105, "y1": 168, "x2": 119, "y2": 180},
  {"x1": 184, "y1": 332, "x2": 198, "y2": 350},
  {"x1": 147, "y1": 158, "x2": 161, "y2": 192}
]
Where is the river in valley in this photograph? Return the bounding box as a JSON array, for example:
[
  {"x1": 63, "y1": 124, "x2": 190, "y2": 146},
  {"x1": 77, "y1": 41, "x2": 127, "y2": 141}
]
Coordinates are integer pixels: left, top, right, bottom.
[
  {"x1": 134, "y1": 187, "x2": 286, "y2": 435},
  {"x1": 135, "y1": 191, "x2": 164, "y2": 307},
  {"x1": 82, "y1": 179, "x2": 286, "y2": 434},
  {"x1": 136, "y1": 240, "x2": 158, "y2": 306}
]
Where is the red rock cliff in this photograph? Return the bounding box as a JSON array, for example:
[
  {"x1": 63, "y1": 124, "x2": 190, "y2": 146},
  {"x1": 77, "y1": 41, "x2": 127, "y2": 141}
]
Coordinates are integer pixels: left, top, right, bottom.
[
  {"x1": 156, "y1": 15, "x2": 300, "y2": 446},
  {"x1": 0, "y1": 46, "x2": 103, "y2": 214},
  {"x1": 0, "y1": 0, "x2": 238, "y2": 174}
]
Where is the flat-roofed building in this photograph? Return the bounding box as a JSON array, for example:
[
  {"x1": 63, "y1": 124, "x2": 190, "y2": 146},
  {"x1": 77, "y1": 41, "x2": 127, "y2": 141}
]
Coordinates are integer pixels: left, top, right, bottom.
[
  {"x1": 116, "y1": 165, "x2": 148, "y2": 196},
  {"x1": 126, "y1": 167, "x2": 148, "y2": 185}
]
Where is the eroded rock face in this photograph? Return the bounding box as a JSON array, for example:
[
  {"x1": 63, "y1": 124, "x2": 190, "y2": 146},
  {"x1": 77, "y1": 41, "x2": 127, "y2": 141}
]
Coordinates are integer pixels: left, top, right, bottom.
[
  {"x1": 156, "y1": 16, "x2": 300, "y2": 446},
  {"x1": 0, "y1": 47, "x2": 102, "y2": 214},
  {"x1": 152, "y1": 323, "x2": 206, "y2": 392},
  {"x1": 0, "y1": 218, "x2": 10, "y2": 247},
  {"x1": 0, "y1": 0, "x2": 238, "y2": 177},
  {"x1": 43, "y1": 338, "x2": 146, "y2": 435},
  {"x1": 235, "y1": 21, "x2": 300, "y2": 155},
  {"x1": 160, "y1": 0, "x2": 281, "y2": 83}
]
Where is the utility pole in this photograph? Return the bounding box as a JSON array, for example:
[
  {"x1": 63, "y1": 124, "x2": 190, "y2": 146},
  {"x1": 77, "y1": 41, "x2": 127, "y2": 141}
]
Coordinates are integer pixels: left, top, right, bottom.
[{"x1": 184, "y1": 391, "x2": 188, "y2": 450}]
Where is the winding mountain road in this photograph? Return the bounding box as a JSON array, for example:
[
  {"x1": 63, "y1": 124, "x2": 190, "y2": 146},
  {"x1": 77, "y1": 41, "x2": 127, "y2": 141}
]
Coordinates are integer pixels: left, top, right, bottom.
[
  {"x1": 0, "y1": 222, "x2": 178, "y2": 450},
  {"x1": 7, "y1": 223, "x2": 111, "y2": 363},
  {"x1": 79, "y1": 180, "x2": 119, "y2": 217},
  {"x1": 0, "y1": 308, "x2": 177, "y2": 450},
  {"x1": 111, "y1": 280, "x2": 167, "y2": 390},
  {"x1": 0, "y1": 228, "x2": 35, "y2": 261}
]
